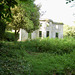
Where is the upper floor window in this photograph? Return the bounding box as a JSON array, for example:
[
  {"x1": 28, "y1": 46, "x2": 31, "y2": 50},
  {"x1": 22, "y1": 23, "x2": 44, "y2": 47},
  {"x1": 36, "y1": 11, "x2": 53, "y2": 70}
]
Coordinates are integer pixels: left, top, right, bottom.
[{"x1": 56, "y1": 25, "x2": 58, "y2": 29}]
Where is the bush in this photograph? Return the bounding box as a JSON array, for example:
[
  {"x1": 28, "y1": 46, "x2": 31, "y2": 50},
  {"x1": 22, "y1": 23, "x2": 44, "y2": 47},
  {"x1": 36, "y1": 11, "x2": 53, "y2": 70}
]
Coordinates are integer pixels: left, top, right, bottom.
[
  {"x1": 4, "y1": 31, "x2": 18, "y2": 41},
  {"x1": 0, "y1": 41, "x2": 75, "y2": 75},
  {"x1": 1, "y1": 37, "x2": 75, "y2": 55},
  {"x1": 22, "y1": 37, "x2": 75, "y2": 55},
  {"x1": 0, "y1": 42, "x2": 31, "y2": 75}
]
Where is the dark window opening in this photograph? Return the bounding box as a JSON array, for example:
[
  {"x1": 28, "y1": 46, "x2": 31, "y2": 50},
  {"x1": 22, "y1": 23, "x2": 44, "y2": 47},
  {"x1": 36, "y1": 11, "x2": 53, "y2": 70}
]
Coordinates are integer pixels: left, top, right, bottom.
[
  {"x1": 46, "y1": 31, "x2": 49, "y2": 37},
  {"x1": 39, "y1": 31, "x2": 42, "y2": 37},
  {"x1": 56, "y1": 33, "x2": 58, "y2": 38}
]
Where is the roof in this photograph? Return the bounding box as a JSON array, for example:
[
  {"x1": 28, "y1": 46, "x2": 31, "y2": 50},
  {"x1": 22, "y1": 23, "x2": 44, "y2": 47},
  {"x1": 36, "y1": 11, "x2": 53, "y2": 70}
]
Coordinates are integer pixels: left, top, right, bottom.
[{"x1": 40, "y1": 19, "x2": 64, "y2": 25}]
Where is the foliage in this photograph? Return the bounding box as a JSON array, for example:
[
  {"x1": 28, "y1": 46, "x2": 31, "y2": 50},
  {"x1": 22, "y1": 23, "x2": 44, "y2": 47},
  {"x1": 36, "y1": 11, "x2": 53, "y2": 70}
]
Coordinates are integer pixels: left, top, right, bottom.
[
  {"x1": 18, "y1": 37, "x2": 75, "y2": 55},
  {"x1": 7, "y1": 0, "x2": 40, "y2": 40},
  {"x1": 7, "y1": 0, "x2": 40, "y2": 32},
  {"x1": 0, "y1": 20, "x2": 6, "y2": 40},
  {"x1": 4, "y1": 31, "x2": 18, "y2": 41},
  {"x1": 17, "y1": 0, "x2": 40, "y2": 32},
  {"x1": 0, "y1": 39, "x2": 75, "y2": 75},
  {"x1": 63, "y1": 25, "x2": 75, "y2": 38},
  {"x1": 0, "y1": 0, "x2": 40, "y2": 40},
  {"x1": 0, "y1": 0, "x2": 17, "y2": 40},
  {"x1": 0, "y1": 0, "x2": 17, "y2": 20},
  {"x1": 0, "y1": 43, "x2": 31, "y2": 75},
  {"x1": 1, "y1": 37, "x2": 75, "y2": 54},
  {"x1": 66, "y1": 0, "x2": 74, "y2": 4}
]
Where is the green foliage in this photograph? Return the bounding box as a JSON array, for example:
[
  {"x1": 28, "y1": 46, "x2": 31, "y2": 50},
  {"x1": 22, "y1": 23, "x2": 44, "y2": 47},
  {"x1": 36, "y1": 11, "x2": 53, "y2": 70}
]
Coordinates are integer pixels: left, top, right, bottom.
[
  {"x1": 20, "y1": 38, "x2": 75, "y2": 55},
  {"x1": 17, "y1": 0, "x2": 40, "y2": 32},
  {"x1": 0, "y1": 40, "x2": 75, "y2": 75},
  {"x1": 0, "y1": 0, "x2": 17, "y2": 40},
  {"x1": 1, "y1": 37, "x2": 75, "y2": 54},
  {"x1": 0, "y1": 0, "x2": 17, "y2": 20},
  {"x1": 63, "y1": 25, "x2": 75, "y2": 38},
  {"x1": 0, "y1": 0, "x2": 40, "y2": 41},
  {"x1": 7, "y1": 0, "x2": 40, "y2": 33},
  {"x1": 4, "y1": 31, "x2": 18, "y2": 41},
  {"x1": 7, "y1": 0, "x2": 40, "y2": 40},
  {"x1": 0, "y1": 20, "x2": 6, "y2": 40},
  {"x1": 0, "y1": 42, "x2": 31, "y2": 75}
]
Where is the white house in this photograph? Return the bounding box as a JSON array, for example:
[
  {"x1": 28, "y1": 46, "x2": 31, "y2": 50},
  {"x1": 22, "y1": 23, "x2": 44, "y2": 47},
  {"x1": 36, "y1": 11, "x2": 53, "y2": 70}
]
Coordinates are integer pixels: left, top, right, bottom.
[{"x1": 19, "y1": 19, "x2": 64, "y2": 41}]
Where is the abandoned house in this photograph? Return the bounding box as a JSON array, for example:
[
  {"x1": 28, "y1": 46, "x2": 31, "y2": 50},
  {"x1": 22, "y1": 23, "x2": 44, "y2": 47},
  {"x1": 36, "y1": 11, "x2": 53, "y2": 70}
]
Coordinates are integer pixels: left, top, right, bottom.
[{"x1": 19, "y1": 19, "x2": 64, "y2": 41}]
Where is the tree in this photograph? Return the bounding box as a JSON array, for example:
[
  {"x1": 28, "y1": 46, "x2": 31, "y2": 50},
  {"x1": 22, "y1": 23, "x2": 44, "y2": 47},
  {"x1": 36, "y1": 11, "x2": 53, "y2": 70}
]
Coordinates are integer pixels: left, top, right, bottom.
[
  {"x1": 18, "y1": 0, "x2": 40, "y2": 32},
  {"x1": 7, "y1": 6, "x2": 34, "y2": 40},
  {"x1": 7, "y1": 0, "x2": 40, "y2": 40},
  {"x1": 0, "y1": 0, "x2": 40, "y2": 40},
  {"x1": 0, "y1": 0, "x2": 17, "y2": 40},
  {"x1": 63, "y1": 24, "x2": 75, "y2": 37}
]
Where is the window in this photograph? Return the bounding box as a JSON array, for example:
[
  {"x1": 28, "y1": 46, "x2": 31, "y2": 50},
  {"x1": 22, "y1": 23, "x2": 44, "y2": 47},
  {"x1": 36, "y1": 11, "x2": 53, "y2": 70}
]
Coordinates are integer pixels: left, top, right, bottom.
[
  {"x1": 56, "y1": 25, "x2": 58, "y2": 29},
  {"x1": 56, "y1": 33, "x2": 58, "y2": 38},
  {"x1": 46, "y1": 31, "x2": 49, "y2": 37},
  {"x1": 39, "y1": 31, "x2": 42, "y2": 37}
]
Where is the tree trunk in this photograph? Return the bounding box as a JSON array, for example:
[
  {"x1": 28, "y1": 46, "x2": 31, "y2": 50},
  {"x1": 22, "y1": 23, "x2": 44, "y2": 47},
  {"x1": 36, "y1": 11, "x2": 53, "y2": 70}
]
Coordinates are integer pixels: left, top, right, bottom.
[
  {"x1": 53, "y1": 72, "x2": 56, "y2": 75},
  {"x1": 0, "y1": 20, "x2": 6, "y2": 40},
  {"x1": 68, "y1": 72, "x2": 72, "y2": 75},
  {"x1": 66, "y1": 71, "x2": 72, "y2": 75},
  {"x1": 15, "y1": 30, "x2": 17, "y2": 41}
]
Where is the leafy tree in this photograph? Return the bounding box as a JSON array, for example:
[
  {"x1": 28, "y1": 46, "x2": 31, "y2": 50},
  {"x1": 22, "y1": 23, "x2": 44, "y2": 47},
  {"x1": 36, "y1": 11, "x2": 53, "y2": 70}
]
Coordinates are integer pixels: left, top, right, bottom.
[
  {"x1": 0, "y1": 0, "x2": 17, "y2": 40},
  {"x1": 7, "y1": 6, "x2": 34, "y2": 40},
  {"x1": 18, "y1": 0, "x2": 40, "y2": 32},
  {"x1": 7, "y1": 0, "x2": 40, "y2": 40},
  {"x1": 63, "y1": 24, "x2": 75, "y2": 37},
  {"x1": 0, "y1": 0, "x2": 40, "y2": 40}
]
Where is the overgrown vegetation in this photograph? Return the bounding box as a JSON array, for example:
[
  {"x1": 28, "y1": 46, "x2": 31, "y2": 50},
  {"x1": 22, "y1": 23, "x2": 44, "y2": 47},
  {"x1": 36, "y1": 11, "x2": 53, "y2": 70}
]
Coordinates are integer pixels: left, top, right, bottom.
[
  {"x1": 3, "y1": 31, "x2": 18, "y2": 41},
  {"x1": 14, "y1": 37, "x2": 75, "y2": 55},
  {"x1": 0, "y1": 37, "x2": 75, "y2": 75},
  {"x1": 0, "y1": 0, "x2": 40, "y2": 40},
  {"x1": 63, "y1": 25, "x2": 75, "y2": 38}
]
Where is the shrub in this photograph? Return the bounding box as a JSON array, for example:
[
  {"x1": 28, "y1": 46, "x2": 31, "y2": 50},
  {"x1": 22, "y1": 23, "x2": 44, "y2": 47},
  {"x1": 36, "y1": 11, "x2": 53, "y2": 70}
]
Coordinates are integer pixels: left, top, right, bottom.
[
  {"x1": 0, "y1": 41, "x2": 75, "y2": 75},
  {"x1": 4, "y1": 31, "x2": 18, "y2": 41},
  {"x1": 22, "y1": 37, "x2": 75, "y2": 55},
  {"x1": 1, "y1": 37, "x2": 75, "y2": 55},
  {"x1": 0, "y1": 42, "x2": 31, "y2": 75}
]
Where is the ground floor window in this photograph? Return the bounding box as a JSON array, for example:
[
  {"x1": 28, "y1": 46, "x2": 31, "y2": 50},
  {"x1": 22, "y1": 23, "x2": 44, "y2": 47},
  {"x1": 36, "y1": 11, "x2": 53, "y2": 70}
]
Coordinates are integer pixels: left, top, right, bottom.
[
  {"x1": 46, "y1": 31, "x2": 49, "y2": 37},
  {"x1": 56, "y1": 32, "x2": 59, "y2": 38},
  {"x1": 39, "y1": 31, "x2": 42, "y2": 37}
]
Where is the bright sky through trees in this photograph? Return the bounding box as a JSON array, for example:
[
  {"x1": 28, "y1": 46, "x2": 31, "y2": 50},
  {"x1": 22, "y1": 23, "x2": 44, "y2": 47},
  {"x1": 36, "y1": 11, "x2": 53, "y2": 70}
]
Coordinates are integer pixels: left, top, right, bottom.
[{"x1": 35, "y1": 0, "x2": 75, "y2": 26}]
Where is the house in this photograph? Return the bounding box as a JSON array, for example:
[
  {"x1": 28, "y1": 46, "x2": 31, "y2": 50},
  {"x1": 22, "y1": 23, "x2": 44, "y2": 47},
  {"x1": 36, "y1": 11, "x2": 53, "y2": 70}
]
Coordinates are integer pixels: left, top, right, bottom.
[{"x1": 19, "y1": 19, "x2": 64, "y2": 41}]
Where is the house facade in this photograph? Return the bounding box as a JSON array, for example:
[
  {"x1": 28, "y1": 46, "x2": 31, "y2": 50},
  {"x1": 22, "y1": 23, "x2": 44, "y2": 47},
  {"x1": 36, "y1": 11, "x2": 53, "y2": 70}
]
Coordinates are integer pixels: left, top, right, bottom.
[{"x1": 19, "y1": 19, "x2": 63, "y2": 41}]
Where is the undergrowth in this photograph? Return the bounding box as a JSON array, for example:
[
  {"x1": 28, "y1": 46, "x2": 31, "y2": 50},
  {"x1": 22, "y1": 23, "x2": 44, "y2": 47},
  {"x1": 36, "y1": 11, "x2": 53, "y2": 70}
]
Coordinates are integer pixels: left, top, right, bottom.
[{"x1": 0, "y1": 37, "x2": 75, "y2": 75}]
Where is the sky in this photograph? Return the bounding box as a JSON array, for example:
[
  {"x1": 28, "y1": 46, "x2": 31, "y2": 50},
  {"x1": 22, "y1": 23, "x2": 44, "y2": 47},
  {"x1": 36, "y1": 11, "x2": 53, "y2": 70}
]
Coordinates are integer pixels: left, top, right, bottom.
[{"x1": 34, "y1": 0, "x2": 75, "y2": 26}]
